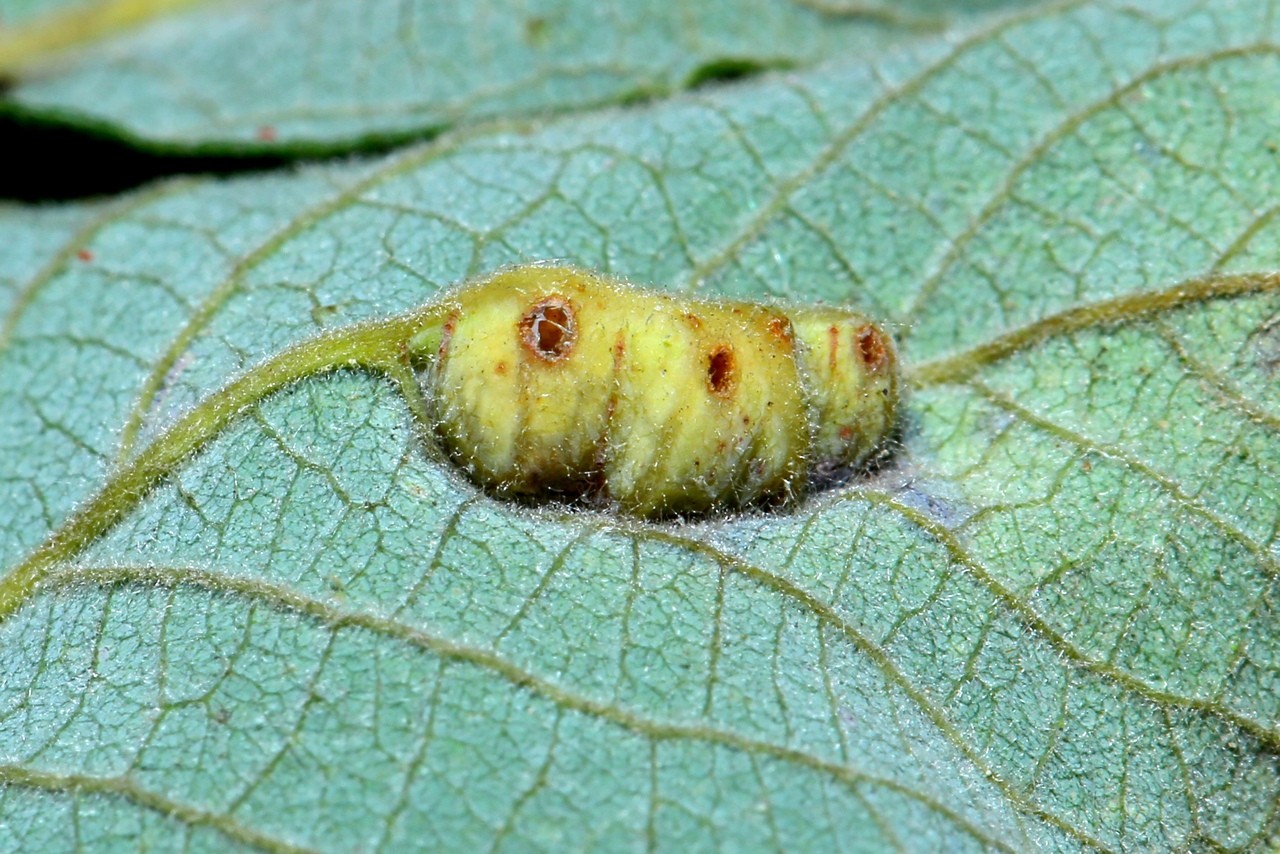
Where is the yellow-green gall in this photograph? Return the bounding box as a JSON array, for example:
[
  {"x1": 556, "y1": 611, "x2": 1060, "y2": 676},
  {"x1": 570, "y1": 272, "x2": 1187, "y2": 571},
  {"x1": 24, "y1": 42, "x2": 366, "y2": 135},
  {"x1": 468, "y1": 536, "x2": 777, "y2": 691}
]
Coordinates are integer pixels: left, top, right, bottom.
[{"x1": 412, "y1": 265, "x2": 897, "y2": 518}]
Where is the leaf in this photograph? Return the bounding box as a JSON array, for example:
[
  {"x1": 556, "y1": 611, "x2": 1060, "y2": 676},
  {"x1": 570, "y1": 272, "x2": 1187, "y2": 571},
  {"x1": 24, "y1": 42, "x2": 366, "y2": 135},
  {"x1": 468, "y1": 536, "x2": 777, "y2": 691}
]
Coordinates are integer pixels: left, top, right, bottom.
[
  {"x1": 2, "y1": 0, "x2": 1280, "y2": 851},
  {"x1": 0, "y1": 0, "x2": 1026, "y2": 151}
]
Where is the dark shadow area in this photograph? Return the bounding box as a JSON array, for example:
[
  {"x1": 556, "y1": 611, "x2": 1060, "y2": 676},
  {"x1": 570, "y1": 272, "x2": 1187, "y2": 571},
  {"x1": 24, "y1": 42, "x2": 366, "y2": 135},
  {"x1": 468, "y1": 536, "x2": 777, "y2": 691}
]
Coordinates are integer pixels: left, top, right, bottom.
[
  {"x1": 684, "y1": 58, "x2": 795, "y2": 90},
  {"x1": 0, "y1": 110, "x2": 438, "y2": 202},
  {"x1": 0, "y1": 113, "x2": 303, "y2": 202},
  {"x1": 0, "y1": 56, "x2": 798, "y2": 203}
]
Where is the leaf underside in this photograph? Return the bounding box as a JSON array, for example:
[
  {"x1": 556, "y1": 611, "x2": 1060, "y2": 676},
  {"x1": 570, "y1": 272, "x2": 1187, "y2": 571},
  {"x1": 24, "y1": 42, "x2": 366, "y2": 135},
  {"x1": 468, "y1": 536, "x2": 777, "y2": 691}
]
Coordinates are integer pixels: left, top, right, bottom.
[{"x1": 1, "y1": 0, "x2": 1279, "y2": 851}]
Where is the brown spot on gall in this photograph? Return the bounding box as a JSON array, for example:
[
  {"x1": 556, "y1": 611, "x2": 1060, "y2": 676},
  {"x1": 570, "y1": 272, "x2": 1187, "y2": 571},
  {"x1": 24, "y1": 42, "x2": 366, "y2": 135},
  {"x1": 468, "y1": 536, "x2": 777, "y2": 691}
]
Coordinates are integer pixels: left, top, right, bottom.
[
  {"x1": 767, "y1": 315, "x2": 794, "y2": 346},
  {"x1": 839, "y1": 425, "x2": 855, "y2": 442},
  {"x1": 684, "y1": 313, "x2": 704, "y2": 330},
  {"x1": 856, "y1": 324, "x2": 889, "y2": 371},
  {"x1": 706, "y1": 344, "x2": 736, "y2": 397},
  {"x1": 520, "y1": 295, "x2": 576, "y2": 363},
  {"x1": 438, "y1": 312, "x2": 458, "y2": 361},
  {"x1": 494, "y1": 361, "x2": 507, "y2": 375},
  {"x1": 611, "y1": 333, "x2": 626, "y2": 375},
  {"x1": 828, "y1": 325, "x2": 840, "y2": 372}
]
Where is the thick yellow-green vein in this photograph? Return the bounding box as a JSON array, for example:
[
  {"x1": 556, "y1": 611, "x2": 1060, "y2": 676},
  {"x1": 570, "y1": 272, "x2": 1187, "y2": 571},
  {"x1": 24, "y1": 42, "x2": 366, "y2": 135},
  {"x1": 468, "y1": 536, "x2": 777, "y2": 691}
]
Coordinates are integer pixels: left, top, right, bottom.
[
  {"x1": 45, "y1": 562, "x2": 1021, "y2": 854},
  {"x1": 0, "y1": 763, "x2": 314, "y2": 854},
  {"x1": 908, "y1": 271, "x2": 1280, "y2": 388},
  {"x1": 0, "y1": 303, "x2": 447, "y2": 622}
]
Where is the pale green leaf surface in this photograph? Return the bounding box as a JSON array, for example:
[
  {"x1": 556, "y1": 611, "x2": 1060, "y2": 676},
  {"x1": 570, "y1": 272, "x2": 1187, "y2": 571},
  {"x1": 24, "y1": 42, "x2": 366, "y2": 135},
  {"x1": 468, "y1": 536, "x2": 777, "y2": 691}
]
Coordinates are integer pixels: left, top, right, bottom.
[
  {"x1": 0, "y1": 0, "x2": 88, "y2": 27},
  {"x1": 801, "y1": 0, "x2": 1025, "y2": 16},
  {"x1": 2, "y1": 0, "x2": 1030, "y2": 151},
  {"x1": 2, "y1": 0, "x2": 1280, "y2": 851},
  {"x1": 0, "y1": 202, "x2": 99, "y2": 315}
]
